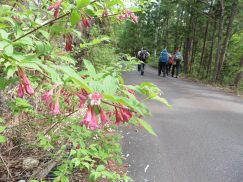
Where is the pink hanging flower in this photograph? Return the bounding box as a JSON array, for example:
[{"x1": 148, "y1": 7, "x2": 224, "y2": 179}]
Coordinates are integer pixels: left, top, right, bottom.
[
  {"x1": 18, "y1": 79, "x2": 24, "y2": 98},
  {"x1": 48, "y1": 0, "x2": 62, "y2": 18},
  {"x1": 80, "y1": 106, "x2": 92, "y2": 126},
  {"x1": 99, "y1": 106, "x2": 109, "y2": 124},
  {"x1": 78, "y1": 94, "x2": 86, "y2": 108},
  {"x1": 42, "y1": 89, "x2": 53, "y2": 103},
  {"x1": 102, "y1": 8, "x2": 109, "y2": 17},
  {"x1": 81, "y1": 106, "x2": 100, "y2": 130},
  {"x1": 115, "y1": 108, "x2": 122, "y2": 125},
  {"x1": 82, "y1": 16, "x2": 90, "y2": 28},
  {"x1": 117, "y1": 9, "x2": 138, "y2": 24},
  {"x1": 19, "y1": 68, "x2": 34, "y2": 96},
  {"x1": 120, "y1": 108, "x2": 132, "y2": 122},
  {"x1": 89, "y1": 92, "x2": 102, "y2": 106},
  {"x1": 69, "y1": 88, "x2": 87, "y2": 108},
  {"x1": 65, "y1": 34, "x2": 72, "y2": 52},
  {"x1": 89, "y1": 108, "x2": 100, "y2": 130},
  {"x1": 131, "y1": 13, "x2": 138, "y2": 24},
  {"x1": 50, "y1": 98, "x2": 60, "y2": 115}
]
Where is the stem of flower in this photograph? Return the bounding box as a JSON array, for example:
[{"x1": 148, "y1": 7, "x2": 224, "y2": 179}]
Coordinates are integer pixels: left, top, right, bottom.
[
  {"x1": 13, "y1": 12, "x2": 71, "y2": 42},
  {"x1": 101, "y1": 100, "x2": 137, "y2": 113}
]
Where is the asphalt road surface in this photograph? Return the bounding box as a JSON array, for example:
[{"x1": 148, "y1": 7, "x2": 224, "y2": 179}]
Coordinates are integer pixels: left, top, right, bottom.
[{"x1": 122, "y1": 66, "x2": 243, "y2": 182}]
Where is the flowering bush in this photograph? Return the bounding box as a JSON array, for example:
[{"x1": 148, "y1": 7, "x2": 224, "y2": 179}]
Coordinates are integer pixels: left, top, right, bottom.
[{"x1": 0, "y1": 0, "x2": 171, "y2": 181}]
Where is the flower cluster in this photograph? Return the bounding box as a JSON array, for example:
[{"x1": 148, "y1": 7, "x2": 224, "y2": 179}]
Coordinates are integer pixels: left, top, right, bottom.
[
  {"x1": 80, "y1": 92, "x2": 109, "y2": 130},
  {"x1": 42, "y1": 86, "x2": 61, "y2": 115},
  {"x1": 17, "y1": 67, "x2": 34, "y2": 98},
  {"x1": 48, "y1": 0, "x2": 62, "y2": 18},
  {"x1": 117, "y1": 9, "x2": 138, "y2": 24},
  {"x1": 115, "y1": 107, "x2": 132, "y2": 125}
]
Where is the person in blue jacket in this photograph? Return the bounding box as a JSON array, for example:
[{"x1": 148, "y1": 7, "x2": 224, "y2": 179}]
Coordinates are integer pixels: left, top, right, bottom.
[{"x1": 158, "y1": 48, "x2": 169, "y2": 77}]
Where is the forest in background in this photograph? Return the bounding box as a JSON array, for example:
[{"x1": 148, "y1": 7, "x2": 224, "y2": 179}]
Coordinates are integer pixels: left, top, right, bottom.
[{"x1": 118, "y1": 0, "x2": 243, "y2": 93}]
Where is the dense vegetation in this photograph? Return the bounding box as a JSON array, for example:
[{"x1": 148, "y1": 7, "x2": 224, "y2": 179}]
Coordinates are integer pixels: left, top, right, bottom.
[
  {"x1": 0, "y1": 0, "x2": 170, "y2": 181},
  {"x1": 118, "y1": 0, "x2": 243, "y2": 93}
]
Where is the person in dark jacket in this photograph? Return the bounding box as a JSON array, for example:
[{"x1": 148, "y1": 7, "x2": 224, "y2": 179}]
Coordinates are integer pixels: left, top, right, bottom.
[
  {"x1": 137, "y1": 48, "x2": 150, "y2": 75},
  {"x1": 158, "y1": 48, "x2": 169, "y2": 77},
  {"x1": 171, "y1": 48, "x2": 183, "y2": 78}
]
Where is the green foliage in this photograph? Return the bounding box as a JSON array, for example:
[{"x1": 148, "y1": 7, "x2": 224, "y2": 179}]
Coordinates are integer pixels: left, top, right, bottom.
[
  {"x1": 0, "y1": 118, "x2": 6, "y2": 144},
  {"x1": 0, "y1": 0, "x2": 170, "y2": 181}
]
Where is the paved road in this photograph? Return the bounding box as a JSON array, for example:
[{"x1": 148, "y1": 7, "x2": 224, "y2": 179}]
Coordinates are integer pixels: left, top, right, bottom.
[{"x1": 122, "y1": 66, "x2": 243, "y2": 182}]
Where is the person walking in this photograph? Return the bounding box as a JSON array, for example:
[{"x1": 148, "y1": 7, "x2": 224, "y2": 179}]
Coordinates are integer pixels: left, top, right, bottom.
[
  {"x1": 137, "y1": 48, "x2": 150, "y2": 75},
  {"x1": 158, "y1": 48, "x2": 169, "y2": 77},
  {"x1": 171, "y1": 48, "x2": 183, "y2": 78},
  {"x1": 167, "y1": 53, "x2": 173, "y2": 76}
]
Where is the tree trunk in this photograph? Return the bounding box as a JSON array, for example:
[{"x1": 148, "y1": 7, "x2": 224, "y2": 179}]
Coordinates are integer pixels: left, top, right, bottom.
[
  {"x1": 234, "y1": 55, "x2": 243, "y2": 89},
  {"x1": 189, "y1": 17, "x2": 198, "y2": 74},
  {"x1": 198, "y1": 19, "x2": 209, "y2": 77},
  {"x1": 153, "y1": 0, "x2": 161, "y2": 62},
  {"x1": 213, "y1": 0, "x2": 225, "y2": 82},
  {"x1": 216, "y1": 0, "x2": 238, "y2": 80},
  {"x1": 174, "y1": 7, "x2": 182, "y2": 50},
  {"x1": 206, "y1": 20, "x2": 217, "y2": 80}
]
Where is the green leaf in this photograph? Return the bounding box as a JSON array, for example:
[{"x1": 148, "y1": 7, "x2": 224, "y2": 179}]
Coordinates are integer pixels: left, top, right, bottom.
[
  {"x1": 0, "y1": 126, "x2": 6, "y2": 133},
  {"x1": 0, "y1": 77, "x2": 10, "y2": 90},
  {"x1": 152, "y1": 96, "x2": 172, "y2": 109},
  {"x1": 15, "y1": 37, "x2": 33, "y2": 46},
  {"x1": 83, "y1": 59, "x2": 96, "y2": 75},
  {"x1": 102, "y1": 75, "x2": 118, "y2": 95},
  {"x1": 137, "y1": 118, "x2": 157, "y2": 136},
  {"x1": 39, "y1": 30, "x2": 50, "y2": 40},
  {"x1": 70, "y1": 9, "x2": 81, "y2": 27},
  {"x1": 0, "y1": 29, "x2": 8, "y2": 39},
  {"x1": 15, "y1": 98, "x2": 33, "y2": 108},
  {"x1": 77, "y1": 0, "x2": 90, "y2": 9},
  {"x1": 35, "y1": 41, "x2": 52, "y2": 55},
  {"x1": 60, "y1": 56, "x2": 76, "y2": 65},
  {"x1": 37, "y1": 63, "x2": 62, "y2": 84},
  {"x1": 0, "y1": 135, "x2": 6, "y2": 143},
  {"x1": 57, "y1": 65, "x2": 91, "y2": 92},
  {"x1": 107, "y1": 0, "x2": 123, "y2": 7},
  {"x1": 21, "y1": 63, "x2": 43, "y2": 73},
  {"x1": 6, "y1": 66, "x2": 17, "y2": 79},
  {"x1": 4, "y1": 44, "x2": 13, "y2": 55},
  {"x1": 96, "y1": 165, "x2": 105, "y2": 172}
]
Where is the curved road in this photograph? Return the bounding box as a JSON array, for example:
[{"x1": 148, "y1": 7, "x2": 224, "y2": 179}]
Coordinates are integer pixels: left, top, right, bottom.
[{"x1": 122, "y1": 66, "x2": 243, "y2": 182}]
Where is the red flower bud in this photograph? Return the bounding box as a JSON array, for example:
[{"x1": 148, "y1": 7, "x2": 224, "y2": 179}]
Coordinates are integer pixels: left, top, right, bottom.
[
  {"x1": 19, "y1": 69, "x2": 34, "y2": 96},
  {"x1": 42, "y1": 89, "x2": 53, "y2": 103},
  {"x1": 50, "y1": 98, "x2": 60, "y2": 115},
  {"x1": 120, "y1": 108, "x2": 132, "y2": 122},
  {"x1": 82, "y1": 16, "x2": 90, "y2": 28},
  {"x1": 89, "y1": 108, "x2": 100, "y2": 130},
  {"x1": 18, "y1": 79, "x2": 24, "y2": 98},
  {"x1": 115, "y1": 108, "x2": 122, "y2": 125},
  {"x1": 48, "y1": 1, "x2": 62, "y2": 18},
  {"x1": 65, "y1": 34, "x2": 72, "y2": 51},
  {"x1": 99, "y1": 106, "x2": 109, "y2": 124}
]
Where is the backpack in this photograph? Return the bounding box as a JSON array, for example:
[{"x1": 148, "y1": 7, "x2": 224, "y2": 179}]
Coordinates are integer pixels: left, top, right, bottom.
[
  {"x1": 169, "y1": 57, "x2": 173, "y2": 64},
  {"x1": 159, "y1": 51, "x2": 168, "y2": 62},
  {"x1": 175, "y1": 52, "x2": 182, "y2": 61},
  {"x1": 140, "y1": 51, "x2": 147, "y2": 60}
]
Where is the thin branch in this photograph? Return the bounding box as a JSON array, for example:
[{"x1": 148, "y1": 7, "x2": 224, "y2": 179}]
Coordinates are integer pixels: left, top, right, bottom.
[
  {"x1": 13, "y1": 12, "x2": 70, "y2": 42},
  {"x1": 43, "y1": 109, "x2": 79, "y2": 136},
  {"x1": 0, "y1": 154, "x2": 13, "y2": 180},
  {"x1": 102, "y1": 100, "x2": 137, "y2": 113},
  {"x1": 11, "y1": 0, "x2": 18, "y2": 11}
]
